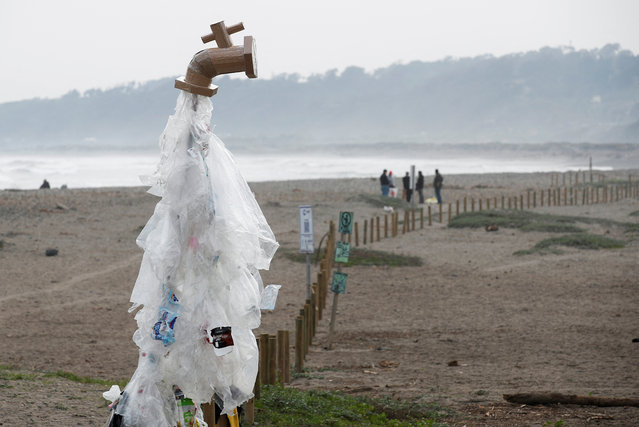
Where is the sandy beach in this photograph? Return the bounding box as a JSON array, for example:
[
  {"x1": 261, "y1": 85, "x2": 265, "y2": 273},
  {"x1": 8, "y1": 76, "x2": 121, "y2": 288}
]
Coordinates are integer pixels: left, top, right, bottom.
[{"x1": 1, "y1": 170, "x2": 638, "y2": 426}]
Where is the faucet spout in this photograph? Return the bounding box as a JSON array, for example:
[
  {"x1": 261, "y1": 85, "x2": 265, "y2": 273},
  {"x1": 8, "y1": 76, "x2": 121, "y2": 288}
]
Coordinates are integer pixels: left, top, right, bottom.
[{"x1": 175, "y1": 21, "x2": 257, "y2": 97}]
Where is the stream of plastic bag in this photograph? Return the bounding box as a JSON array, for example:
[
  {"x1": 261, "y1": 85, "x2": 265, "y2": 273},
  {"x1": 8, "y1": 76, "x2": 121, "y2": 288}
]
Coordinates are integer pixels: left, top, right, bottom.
[{"x1": 109, "y1": 92, "x2": 278, "y2": 426}]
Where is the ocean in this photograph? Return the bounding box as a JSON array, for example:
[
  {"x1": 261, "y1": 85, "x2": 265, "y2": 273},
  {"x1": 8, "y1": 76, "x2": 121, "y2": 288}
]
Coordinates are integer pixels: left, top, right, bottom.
[{"x1": 0, "y1": 149, "x2": 612, "y2": 191}]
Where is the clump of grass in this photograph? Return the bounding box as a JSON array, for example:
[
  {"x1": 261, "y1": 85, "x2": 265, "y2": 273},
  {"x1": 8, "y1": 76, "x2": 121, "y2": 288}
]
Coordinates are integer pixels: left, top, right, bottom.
[
  {"x1": 282, "y1": 247, "x2": 422, "y2": 267},
  {"x1": 449, "y1": 210, "x2": 621, "y2": 232},
  {"x1": 514, "y1": 247, "x2": 563, "y2": 256},
  {"x1": 254, "y1": 384, "x2": 453, "y2": 426},
  {"x1": 290, "y1": 367, "x2": 325, "y2": 381},
  {"x1": 625, "y1": 223, "x2": 639, "y2": 233},
  {"x1": 520, "y1": 223, "x2": 584, "y2": 233},
  {"x1": 514, "y1": 233, "x2": 625, "y2": 256},
  {"x1": 0, "y1": 365, "x2": 127, "y2": 389},
  {"x1": 43, "y1": 370, "x2": 128, "y2": 388},
  {"x1": 449, "y1": 210, "x2": 534, "y2": 229},
  {"x1": 0, "y1": 365, "x2": 37, "y2": 381},
  {"x1": 534, "y1": 234, "x2": 625, "y2": 250},
  {"x1": 629, "y1": 210, "x2": 639, "y2": 217},
  {"x1": 280, "y1": 247, "x2": 323, "y2": 263},
  {"x1": 343, "y1": 248, "x2": 422, "y2": 267}
]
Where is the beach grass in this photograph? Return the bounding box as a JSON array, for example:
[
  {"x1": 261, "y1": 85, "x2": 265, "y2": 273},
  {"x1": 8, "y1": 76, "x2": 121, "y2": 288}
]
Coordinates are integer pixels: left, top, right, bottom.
[
  {"x1": 254, "y1": 384, "x2": 453, "y2": 426},
  {"x1": 282, "y1": 247, "x2": 422, "y2": 267},
  {"x1": 514, "y1": 233, "x2": 625, "y2": 255},
  {"x1": 448, "y1": 210, "x2": 623, "y2": 232},
  {"x1": 0, "y1": 364, "x2": 127, "y2": 389}
]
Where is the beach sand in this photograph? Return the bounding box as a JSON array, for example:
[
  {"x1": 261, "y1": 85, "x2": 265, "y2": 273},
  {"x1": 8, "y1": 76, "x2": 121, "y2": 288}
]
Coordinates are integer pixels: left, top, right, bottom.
[{"x1": 1, "y1": 170, "x2": 638, "y2": 425}]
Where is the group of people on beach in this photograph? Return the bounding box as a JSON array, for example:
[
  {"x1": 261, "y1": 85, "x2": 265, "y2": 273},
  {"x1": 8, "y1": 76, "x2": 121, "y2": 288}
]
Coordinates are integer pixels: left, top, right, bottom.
[{"x1": 379, "y1": 169, "x2": 443, "y2": 204}]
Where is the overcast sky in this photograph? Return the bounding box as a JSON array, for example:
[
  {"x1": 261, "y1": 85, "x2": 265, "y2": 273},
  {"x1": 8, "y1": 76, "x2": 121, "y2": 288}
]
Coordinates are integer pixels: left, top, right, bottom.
[{"x1": 1, "y1": 0, "x2": 637, "y2": 104}]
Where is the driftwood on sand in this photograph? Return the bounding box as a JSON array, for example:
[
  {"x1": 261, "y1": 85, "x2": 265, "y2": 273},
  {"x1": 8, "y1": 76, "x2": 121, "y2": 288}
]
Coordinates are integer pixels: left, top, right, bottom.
[{"x1": 504, "y1": 392, "x2": 639, "y2": 407}]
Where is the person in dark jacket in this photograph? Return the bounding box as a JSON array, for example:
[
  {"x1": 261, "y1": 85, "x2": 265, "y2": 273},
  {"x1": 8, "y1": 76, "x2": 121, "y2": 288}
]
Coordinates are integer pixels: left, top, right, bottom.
[
  {"x1": 379, "y1": 169, "x2": 390, "y2": 196},
  {"x1": 433, "y1": 169, "x2": 443, "y2": 204},
  {"x1": 402, "y1": 172, "x2": 412, "y2": 203},
  {"x1": 416, "y1": 171, "x2": 424, "y2": 204}
]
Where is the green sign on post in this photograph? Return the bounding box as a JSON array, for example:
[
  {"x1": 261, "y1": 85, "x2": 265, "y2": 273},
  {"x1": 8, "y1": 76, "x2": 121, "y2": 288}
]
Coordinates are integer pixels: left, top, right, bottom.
[
  {"x1": 331, "y1": 271, "x2": 348, "y2": 294},
  {"x1": 339, "y1": 211, "x2": 353, "y2": 235},
  {"x1": 334, "y1": 241, "x2": 350, "y2": 263}
]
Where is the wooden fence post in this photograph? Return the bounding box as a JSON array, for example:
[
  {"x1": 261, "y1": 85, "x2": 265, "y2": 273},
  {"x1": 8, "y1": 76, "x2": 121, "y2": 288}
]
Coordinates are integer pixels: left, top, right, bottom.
[
  {"x1": 404, "y1": 210, "x2": 409, "y2": 233},
  {"x1": 448, "y1": 203, "x2": 452, "y2": 223},
  {"x1": 268, "y1": 335, "x2": 277, "y2": 385},
  {"x1": 259, "y1": 334, "x2": 269, "y2": 383},
  {"x1": 439, "y1": 203, "x2": 443, "y2": 223},
  {"x1": 420, "y1": 207, "x2": 424, "y2": 229},
  {"x1": 295, "y1": 317, "x2": 303, "y2": 372},
  {"x1": 370, "y1": 216, "x2": 374, "y2": 242},
  {"x1": 277, "y1": 330, "x2": 290, "y2": 384},
  {"x1": 304, "y1": 303, "x2": 311, "y2": 354},
  {"x1": 311, "y1": 285, "x2": 318, "y2": 334},
  {"x1": 464, "y1": 197, "x2": 467, "y2": 213},
  {"x1": 456, "y1": 200, "x2": 460, "y2": 216},
  {"x1": 384, "y1": 214, "x2": 388, "y2": 238},
  {"x1": 428, "y1": 206, "x2": 432, "y2": 226},
  {"x1": 411, "y1": 209, "x2": 416, "y2": 230},
  {"x1": 363, "y1": 220, "x2": 367, "y2": 244},
  {"x1": 354, "y1": 222, "x2": 359, "y2": 247},
  {"x1": 276, "y1": 330, "x2": 286, "y2": 384},
  {"x1": 479, "y1": 199, "x2": 483, "y2": 211},
  {"x1": 392, "y1": 213, "x2": 396, "y2": 237}
]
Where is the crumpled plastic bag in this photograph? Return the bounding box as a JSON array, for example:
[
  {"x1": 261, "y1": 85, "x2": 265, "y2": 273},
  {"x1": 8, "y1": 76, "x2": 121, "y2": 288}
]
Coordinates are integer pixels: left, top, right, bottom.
[{"x1": 260, "y1": 284, "x2": 281, "y2": 311}]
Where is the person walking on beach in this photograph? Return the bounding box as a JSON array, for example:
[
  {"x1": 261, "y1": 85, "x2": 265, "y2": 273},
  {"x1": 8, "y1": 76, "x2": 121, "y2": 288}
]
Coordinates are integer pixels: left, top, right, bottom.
[
  {"x1": 416, "y1": 171, "x2": 424, "y2": 204},
  {"x1": 433, "y1": 169, "x2": 443, "y2": 204},
  {"x1": 40, "y1": 179, "x2": 50, "y2": 189},
  {"x1": 402, "y1": 172, "x2": 412, "y2": 203},
  {"x1": 380, "y1": 169, "x2": 390, "y2": 196}
]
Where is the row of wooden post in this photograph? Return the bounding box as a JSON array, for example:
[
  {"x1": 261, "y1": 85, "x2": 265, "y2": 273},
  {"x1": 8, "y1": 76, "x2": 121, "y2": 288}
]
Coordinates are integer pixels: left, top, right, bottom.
[
  {"x1": 233, "y1": 331, "x2": 291, "y2": 425},
  {"x1": 294, "y1": 220, "x2": 336, "y2": 372},
  {"x1": 349, "y1": 182, "x2": 639, "y2": 247},
  {"x1": 241, "y1": 223, "x2": 337, "y2": 424},
  {"x1": 550, "y1": 172, "x2": 635, "y2": 188},
  {"x1": 246, "y1": 176, "x2": 638, "y2": 422},
  {"x1": 256, "y1": 331, "x2": 291, "y2": 388}
]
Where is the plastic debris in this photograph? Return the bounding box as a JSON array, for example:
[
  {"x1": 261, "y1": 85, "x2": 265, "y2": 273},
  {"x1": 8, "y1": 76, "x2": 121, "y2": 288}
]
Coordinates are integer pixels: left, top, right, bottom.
[
  {"x1": 103, "y1": 385, "x2": 122, "y2": 403},
  {"x1": 105, "y1": 92, "x2": 278, "y2": 426},
  {"x1": 259, "y1": 284, "x2": 281, "y2": 311}
]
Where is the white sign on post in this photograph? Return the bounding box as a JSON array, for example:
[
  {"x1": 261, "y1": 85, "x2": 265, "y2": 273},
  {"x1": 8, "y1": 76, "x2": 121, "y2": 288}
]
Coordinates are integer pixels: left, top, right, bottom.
[{"x1": 298, "y1": 205, "x2": 314, "y2": 253}]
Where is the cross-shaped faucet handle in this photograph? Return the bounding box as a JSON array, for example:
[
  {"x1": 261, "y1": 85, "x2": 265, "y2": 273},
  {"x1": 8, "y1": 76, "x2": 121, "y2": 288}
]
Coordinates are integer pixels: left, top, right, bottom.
[{"x1": 201, "y1": 21, "x2": 245, "y2": 48}]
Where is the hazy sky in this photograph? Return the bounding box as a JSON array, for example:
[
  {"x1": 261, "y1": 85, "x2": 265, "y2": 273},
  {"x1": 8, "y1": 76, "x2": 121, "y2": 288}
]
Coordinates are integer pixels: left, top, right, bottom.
[{"x1": 1, "y1": 0, "x2": 637, "y2": 103}]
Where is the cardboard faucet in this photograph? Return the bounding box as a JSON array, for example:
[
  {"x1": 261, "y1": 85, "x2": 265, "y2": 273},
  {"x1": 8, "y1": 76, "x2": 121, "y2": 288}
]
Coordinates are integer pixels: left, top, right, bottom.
[{"x1": 175, "y1": 21, "x2": 257, "y2": 97}]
